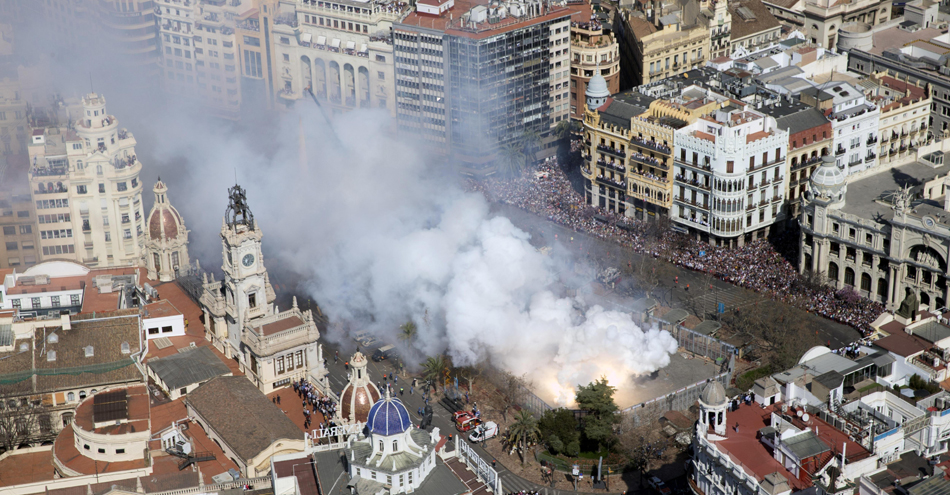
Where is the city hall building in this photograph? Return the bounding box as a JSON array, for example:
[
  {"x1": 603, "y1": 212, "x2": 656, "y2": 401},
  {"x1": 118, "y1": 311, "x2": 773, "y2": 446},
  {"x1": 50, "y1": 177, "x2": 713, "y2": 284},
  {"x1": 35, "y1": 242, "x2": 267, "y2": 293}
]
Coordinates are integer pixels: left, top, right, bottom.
[{"x1": 799, "y1": 154, "x2": 950, "y2": 310}]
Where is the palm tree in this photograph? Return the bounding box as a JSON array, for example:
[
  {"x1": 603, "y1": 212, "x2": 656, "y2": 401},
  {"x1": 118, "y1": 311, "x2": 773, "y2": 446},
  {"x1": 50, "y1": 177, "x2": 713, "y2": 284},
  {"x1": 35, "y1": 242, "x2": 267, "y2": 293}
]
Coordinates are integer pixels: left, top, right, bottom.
[
  {"x1": 421, "y1": 355, "x2": 448, "y2": 393},
  {"x1": 399, "y1": 321, "x2": 417, "y2": 342},
  {"x1": 499, "y1": 143, "x2": 526, "y2": 178},
  {"x1": 553, "y1": 119, "x2": 576, "y2": 142},
  {"x1": 508, "y1": 410, "x2": 540, "y2": 466},
  {"x1": 520, "y1": 129, "x2": 543, "y2": 163}
]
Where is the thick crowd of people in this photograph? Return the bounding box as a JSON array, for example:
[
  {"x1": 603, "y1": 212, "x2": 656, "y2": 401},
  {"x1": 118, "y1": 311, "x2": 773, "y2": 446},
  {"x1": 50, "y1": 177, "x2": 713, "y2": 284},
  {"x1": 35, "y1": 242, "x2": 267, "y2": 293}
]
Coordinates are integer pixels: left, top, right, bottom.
[
  {"x1": 465, "y1": 149, "x2": 886, "y2": 337},
  {"x1": 294, "y1": 378, "x2": 338, "y2": 430}
]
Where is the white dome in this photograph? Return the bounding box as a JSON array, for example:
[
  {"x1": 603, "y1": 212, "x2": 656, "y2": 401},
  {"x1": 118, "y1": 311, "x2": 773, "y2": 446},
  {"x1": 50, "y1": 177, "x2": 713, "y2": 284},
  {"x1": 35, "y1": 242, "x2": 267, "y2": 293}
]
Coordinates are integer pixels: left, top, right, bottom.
[
  {"x1": 810, "y1": 156, "x2": 845, "y2": 187},
  {"x1": 700, "y1": 381, "x2": 727, "y2": 407},
  {"x1": 586, "y1": 72, "x2": 610, "y2": 99}
]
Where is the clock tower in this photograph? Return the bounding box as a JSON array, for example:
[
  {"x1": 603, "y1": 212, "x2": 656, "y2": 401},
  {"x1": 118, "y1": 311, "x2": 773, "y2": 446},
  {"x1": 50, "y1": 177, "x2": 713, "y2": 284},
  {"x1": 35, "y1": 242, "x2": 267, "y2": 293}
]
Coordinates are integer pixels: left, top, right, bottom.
[
  {"x1": 219, "y1": 184, "x2": 275, "y2": 358},
  {"x1": 198, "y1": 184, "x2": 327, "y2": 393}
]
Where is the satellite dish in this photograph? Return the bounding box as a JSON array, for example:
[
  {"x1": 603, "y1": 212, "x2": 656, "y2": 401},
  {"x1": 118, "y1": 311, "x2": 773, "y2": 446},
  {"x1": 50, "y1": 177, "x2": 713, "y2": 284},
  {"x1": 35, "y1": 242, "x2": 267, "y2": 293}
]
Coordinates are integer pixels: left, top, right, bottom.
[
  {"x1": 802, "y1": 413, "x2": 810, "y2": 422},
  {"x1": 797, "y1": 409, "x2": 804, "y2": 417}
]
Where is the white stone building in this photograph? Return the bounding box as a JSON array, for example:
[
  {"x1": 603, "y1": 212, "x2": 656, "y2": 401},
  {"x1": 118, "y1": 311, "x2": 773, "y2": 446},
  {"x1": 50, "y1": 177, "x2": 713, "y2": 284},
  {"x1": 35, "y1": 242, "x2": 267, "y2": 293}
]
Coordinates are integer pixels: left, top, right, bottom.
[
  {"x1": 272, "y1": 0, "x2": 407, "y2": 116},
  {"x1": 199, "y1": 184, "x2": 328, "y2": 393},
  {"x1": 672, "y1": 87, "x2": 788, "y2": 247},
  {"x1": 27, "y1": 93, "x2": 146, "y2": 268},
  {"x1": 815, "y1": 81, "x2": 880, "y2": 175}
]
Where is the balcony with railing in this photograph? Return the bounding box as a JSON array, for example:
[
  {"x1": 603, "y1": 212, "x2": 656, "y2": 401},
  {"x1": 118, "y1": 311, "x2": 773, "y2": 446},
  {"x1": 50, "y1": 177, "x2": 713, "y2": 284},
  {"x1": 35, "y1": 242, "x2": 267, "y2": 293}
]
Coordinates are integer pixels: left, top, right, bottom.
[
  {"x1": 867, "y1": 136, "x2": 878, "y2": 145},
  {"x1": 597, "y1": 159, "x2": 626, "y2": 174},
  {"x1": 595, "y1": 175, "x2": 626, "y2": 189},
  {"x1": 676, "y1": 159, "x2": 712, "y2": 172},
  {"x1": 597, "y1": 144, "x2": 626, "y2": 159},
  {"x1": 631, "y1": 169, "x2": 669, "y2": 185},
  {"x1": 675, "y1": 174, "x2": 710, "y2": 190},
  {"x1": 631, "y1": 136, "x2": 671, "y2": 153},
  {"x1": 629, "y1": 152, "x2": 666, "y2": 169},
  {"x1": 835, "y1": 147, "x2": 846, "y2": 156}
]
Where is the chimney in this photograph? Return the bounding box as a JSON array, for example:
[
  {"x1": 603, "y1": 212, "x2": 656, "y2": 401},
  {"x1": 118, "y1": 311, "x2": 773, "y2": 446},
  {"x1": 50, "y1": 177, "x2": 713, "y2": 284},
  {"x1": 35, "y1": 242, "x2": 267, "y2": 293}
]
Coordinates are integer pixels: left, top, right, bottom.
[{"x1": 61, "y1": 314, "x2": 71, "y2": 331}]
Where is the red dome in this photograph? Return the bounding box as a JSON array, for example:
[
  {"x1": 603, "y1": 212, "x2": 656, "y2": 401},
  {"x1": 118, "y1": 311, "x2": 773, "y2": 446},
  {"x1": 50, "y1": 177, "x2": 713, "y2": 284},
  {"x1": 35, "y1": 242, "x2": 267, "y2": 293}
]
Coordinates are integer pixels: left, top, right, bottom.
[{"x1": 341, "y1": 381, "x2": 381, "y2": 423}]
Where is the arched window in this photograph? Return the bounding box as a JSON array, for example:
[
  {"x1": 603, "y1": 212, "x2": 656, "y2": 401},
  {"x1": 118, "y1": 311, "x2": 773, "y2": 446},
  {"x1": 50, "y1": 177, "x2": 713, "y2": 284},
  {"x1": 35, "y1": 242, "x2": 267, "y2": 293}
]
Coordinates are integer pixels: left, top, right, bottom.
[
  {"x1": 379, "y1": 440, "x2": 383, "y2": 451},
  {"x1": 393, "y1": 440, "x2": 398, "y2": 450},
  {"x1": 79, "y1": 390, "x2": 87, "y2": 400},
  {"x1": 844, "y1": 267, "x2": 855, "y2": 286},
  {"x1": 828, "y1": 262, "x2": 839, "y2": 281},
  {"x1": 67, "y1": 392, "x2": 75, "y2": 402},
  {"x1": 861, "y1": 273, "x2": 871, "y2": 292},
  {"x1": 877, "y1": 278, "x2": 888, "y2": 298}
]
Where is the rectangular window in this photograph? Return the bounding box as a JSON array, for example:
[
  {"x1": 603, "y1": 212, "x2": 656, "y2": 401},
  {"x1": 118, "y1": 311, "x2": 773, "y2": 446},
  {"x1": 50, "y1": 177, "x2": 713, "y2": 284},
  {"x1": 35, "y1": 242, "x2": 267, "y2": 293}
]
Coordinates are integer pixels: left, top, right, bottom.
[
  {"x1": 149, "y1": 327, "x2": 159, "y2": 335},
  {"x1": 71, "y1": 294, "x2": 80, "y2": 306},
  {"x1": 19, "y1": 225, "x2": 31, "y2": 234},
  {"x1": 277, "y1": 356, "x2": 285, "y2": 374},
  {"x1": 162, "y1": 326, "x2": 173, "y2": 333},
  {"x1": 51, "y1": 296, "x2": 60, "y2": 307},
  {"x1": 117, "y1": 182, "x2": 128, "y2": 192}
]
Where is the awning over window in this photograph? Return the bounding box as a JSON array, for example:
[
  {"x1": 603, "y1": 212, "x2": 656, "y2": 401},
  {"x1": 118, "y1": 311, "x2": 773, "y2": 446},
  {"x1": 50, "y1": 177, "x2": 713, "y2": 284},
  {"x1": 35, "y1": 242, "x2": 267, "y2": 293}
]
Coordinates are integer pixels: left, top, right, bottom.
[
  {"x1": 316, "y1": 36, "x2": 326, "y2": 45},
  {"x1": 346, "y1": 41, "x2": 356, "y2": 50},
  {"x1": 300, "y1": 33, "x2": 312, "y2": 43},
  {"x1": 330, "y1": 38, "x2": 341, "y2": 48},
  {"x1": 359, "y1": 44, "x2": 368, "y2": 53}
]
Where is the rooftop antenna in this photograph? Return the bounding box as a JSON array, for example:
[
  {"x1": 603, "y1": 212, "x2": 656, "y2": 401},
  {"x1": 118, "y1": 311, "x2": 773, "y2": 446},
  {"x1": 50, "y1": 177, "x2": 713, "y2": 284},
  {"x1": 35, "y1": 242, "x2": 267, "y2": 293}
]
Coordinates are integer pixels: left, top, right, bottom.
[{"x1": 89, "y1": 73, "x2": 94, "y2": 94}]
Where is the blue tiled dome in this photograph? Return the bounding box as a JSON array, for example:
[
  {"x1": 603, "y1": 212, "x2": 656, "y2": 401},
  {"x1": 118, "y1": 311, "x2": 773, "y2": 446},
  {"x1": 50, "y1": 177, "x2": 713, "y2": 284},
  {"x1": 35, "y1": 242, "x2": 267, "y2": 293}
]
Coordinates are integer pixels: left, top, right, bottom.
[{"x1": 367, "y1": 395, "x2": 412, "y2": 436}]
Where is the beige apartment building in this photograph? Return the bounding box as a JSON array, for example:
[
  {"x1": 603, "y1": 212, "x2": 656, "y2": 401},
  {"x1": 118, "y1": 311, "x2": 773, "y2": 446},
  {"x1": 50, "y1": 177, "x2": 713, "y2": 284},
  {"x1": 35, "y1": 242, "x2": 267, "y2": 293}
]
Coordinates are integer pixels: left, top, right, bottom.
[
  {"x1": 763, "y1": 0, "x2": 891, "y2": 49},
  {"x1": 272, "y1": 0, "x2": 409, "y2": 117},
  {"x1": 0, "y1": 187, "x2": 39, "y2": 269},
  {"x1": 0, "y1": 23, "x2": 27, "y2": 160},
  {"x1": 703, "y1": 0, "x2": 732, "y2": 60},
  {"x1": 97, "y1": 0, "x2": 161, "y2": 73},
  {"x1": 28, "y1": 93, "x2": 147, "y2": 268},
  {"x1": 580, "y1": 77, "x2": 717, "y2": 219},
  {"x1": 619, "y1": 10, "x2": 710, "y2": 87},
  {"x1": 868, "y1": 73, "x2": 931, "y2": 166},
  {"x1": 568, "y1": 0, "x2": 620, "y2": 119},
  {"x1": 156, "y1": 0, "x2": 278, "y2": 119},
  {"x1": 727, "y1": 0, "x2": 781, "y2": 54}
]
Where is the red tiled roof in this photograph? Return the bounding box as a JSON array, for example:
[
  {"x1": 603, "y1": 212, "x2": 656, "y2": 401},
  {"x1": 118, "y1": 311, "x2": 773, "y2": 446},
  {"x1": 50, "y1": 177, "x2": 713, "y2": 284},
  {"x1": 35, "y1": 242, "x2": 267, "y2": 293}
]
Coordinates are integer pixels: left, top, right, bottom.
[
  {"x1": 73, "y1": 385, "x2": 149, "y2": 435},
  {"x1": 0, "y1": 449, "x2": 57, "y2": 488},
  {"x1": 746, "y1": 130, "x2": 769, "y2": 143},
  {"x1": 145, "y1": 299, "x2": 183, "y2": 319},
  {"x1": 259, "y1": 316, "x2": 305, "y2": 336}
]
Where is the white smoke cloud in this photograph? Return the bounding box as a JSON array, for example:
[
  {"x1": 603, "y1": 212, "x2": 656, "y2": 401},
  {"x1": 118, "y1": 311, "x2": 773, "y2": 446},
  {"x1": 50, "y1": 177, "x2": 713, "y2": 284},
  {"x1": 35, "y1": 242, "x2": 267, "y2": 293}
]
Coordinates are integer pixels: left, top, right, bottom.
[{"x1": 9, "y1": 12, "x2": 679, "y2": 405}]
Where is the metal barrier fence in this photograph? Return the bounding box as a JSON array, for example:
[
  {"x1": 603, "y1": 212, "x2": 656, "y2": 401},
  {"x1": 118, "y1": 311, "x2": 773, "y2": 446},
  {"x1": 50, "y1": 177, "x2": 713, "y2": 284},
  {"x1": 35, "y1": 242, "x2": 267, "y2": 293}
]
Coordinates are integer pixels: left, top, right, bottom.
[
  {"x1": 670, "y1": 324, "x2": 736, "y2": 364},
  {"x1": 517, "y1": 380, "x2": 554, "y2": 417},
  {"x1": 458, "y1": 435, "x2": 502, "y2": 493},
  {"x1": 622, "y1": 371, "x2": 732, "y2": 426}
]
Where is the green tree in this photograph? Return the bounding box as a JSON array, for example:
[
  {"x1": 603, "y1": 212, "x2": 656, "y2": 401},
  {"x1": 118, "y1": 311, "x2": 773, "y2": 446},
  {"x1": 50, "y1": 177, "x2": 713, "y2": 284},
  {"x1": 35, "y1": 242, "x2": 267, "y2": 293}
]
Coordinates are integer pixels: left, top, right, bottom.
[
  {"x1": 508, "y1": 409, "x2": 541, "y2": 466},
  {"x1": 618, "y1": 411, "x2": 666, "y2": 488},
  {"x1": 499, "y1": 143, "x2": 527, "y2": 178},
  {"x1": 553, "y1": 119, "x2": 577, "y2": 142},
  {"x1": 521, "y1": 129, "x2": 543, "y2": 163},
  {"x1": 539, "y1": 408, "x2": 580, "y2": 456},
  {"x1": 421, "y1": 355, "x2": 448, "y2": 393},
  {"x1": 399, "y1": 321, "x2": 417, "y2": 342},
  {"x1": 575, "y1": 377, "x2": 620, "y2": 451}
]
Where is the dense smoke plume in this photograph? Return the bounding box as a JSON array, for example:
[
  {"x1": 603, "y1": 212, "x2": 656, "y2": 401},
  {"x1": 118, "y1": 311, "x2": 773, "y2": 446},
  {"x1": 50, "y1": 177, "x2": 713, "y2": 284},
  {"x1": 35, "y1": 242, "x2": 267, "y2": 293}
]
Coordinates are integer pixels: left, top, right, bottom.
[{"x1": 9, "y1": 9, "x2": 678, "y2": 404}]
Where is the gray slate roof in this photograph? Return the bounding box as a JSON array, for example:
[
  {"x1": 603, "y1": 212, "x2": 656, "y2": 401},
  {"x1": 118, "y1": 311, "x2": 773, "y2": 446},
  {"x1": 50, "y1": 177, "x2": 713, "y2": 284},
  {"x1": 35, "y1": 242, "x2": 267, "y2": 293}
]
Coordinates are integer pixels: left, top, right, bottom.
[
  {"x1": 775, "y1": 108, "x2": 829, "y2": 135},
  {"x1": 600, "y1": 99, "x2": 650, "y2": 130},
  {"x1": 147, "y1": 346, "x2": 231, "y2": 391},
  {"x1": 186, "y1": 376, "x2": 303, "y2": 462}
]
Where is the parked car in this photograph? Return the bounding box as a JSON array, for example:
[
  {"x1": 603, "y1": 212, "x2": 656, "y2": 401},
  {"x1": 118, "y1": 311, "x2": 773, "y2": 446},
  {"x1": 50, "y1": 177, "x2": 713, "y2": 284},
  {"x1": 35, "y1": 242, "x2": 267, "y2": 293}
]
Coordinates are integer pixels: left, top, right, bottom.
[
  {"x1": 648, "y1": 476, "x2": 672, "y2": 495},
  {"x1": 469, "y1": 421, "x2": 498, "y2": 443}
]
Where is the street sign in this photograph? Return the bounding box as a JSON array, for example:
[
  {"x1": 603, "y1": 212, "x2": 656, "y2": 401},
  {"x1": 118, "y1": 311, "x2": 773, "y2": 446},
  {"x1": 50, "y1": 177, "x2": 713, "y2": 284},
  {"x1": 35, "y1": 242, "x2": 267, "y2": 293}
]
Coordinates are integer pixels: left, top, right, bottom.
[{"x1": 718, "y1": 302, "x2": 725, "y2": 314}]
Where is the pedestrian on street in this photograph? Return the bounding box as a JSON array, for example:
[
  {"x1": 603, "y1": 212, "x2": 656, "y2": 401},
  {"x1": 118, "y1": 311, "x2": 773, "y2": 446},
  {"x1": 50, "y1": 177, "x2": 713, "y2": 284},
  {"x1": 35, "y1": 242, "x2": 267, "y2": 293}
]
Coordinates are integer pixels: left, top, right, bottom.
[
  {"x1": 335, "y1": 350, "x2": 339, "y2": 363},
  {"x1": 394, "y1": 374, "x2": 398, "y2": 384},
  {"x1": 492, "y1": 459, "x2": 496, "y2": 469},
  {"x1": 400, "y1": 387, "x2": 404, "y2": 396},
  {"x1": 465, "y1": 392, "x2": 469, "y2": 404},
  {"x1": 277, "y1": 395, "x2": 281, "y2": 405},
  {"x1": 418, "y1": 407, "x2": 423, "y2": 416},
  {"x1": 410, "y1": 386, "x2": 413, "y2": 395}
]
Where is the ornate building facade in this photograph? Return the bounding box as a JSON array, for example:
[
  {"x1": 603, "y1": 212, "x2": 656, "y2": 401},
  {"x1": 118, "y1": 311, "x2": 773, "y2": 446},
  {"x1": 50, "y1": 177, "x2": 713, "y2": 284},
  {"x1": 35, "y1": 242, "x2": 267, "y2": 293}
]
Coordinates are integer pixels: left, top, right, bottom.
[
  {"x1": 799, "y1": 155, "x2": 950, "y2": 309},
  {"x1": 144, "y1": 178, "x2": 190, "y2": 282},
  {"x1": 27, "y1": 93, "x2": 147, "y2": 268},
  {"x1": 199, "y1": 184, "x2": 327, "y2": 392}
]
